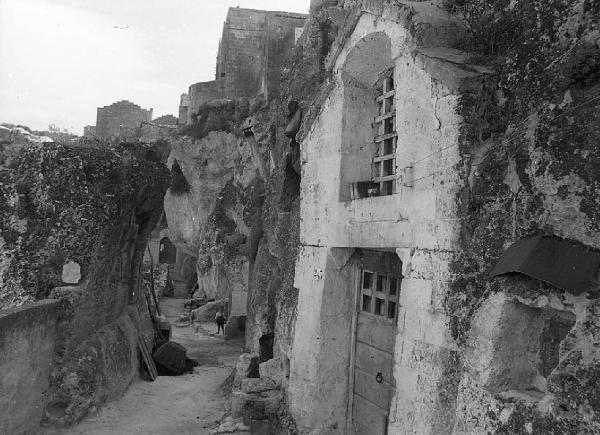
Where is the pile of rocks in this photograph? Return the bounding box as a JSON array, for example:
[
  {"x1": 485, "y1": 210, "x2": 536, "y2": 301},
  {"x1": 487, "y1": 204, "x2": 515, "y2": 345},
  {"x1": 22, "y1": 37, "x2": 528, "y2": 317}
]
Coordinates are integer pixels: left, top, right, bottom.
[{"x1": 230, "y1": 354, "x2": 289, "y2": 426}]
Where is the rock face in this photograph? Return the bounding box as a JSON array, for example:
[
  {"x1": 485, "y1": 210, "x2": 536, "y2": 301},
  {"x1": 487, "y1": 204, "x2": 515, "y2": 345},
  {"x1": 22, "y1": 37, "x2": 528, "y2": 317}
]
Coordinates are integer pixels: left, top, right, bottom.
[
  {"x1": 440, "y1": 0, "x2": 600, "y2": 432},
  {"x1": 283, "y1": 0, "x2": 600, "y2": 434},
  {"x1": 163, "y1": 128, "x2": 260, "y2": 302},
  {"x1": 0, "y1": 140, "x2": 170, "y2": 426},
  {"x1": 162, "y1": 2, "x2": 338, "y2": 430},
  {"x1": 157, "y1": 1, "x2": 600, "y2": 434}
]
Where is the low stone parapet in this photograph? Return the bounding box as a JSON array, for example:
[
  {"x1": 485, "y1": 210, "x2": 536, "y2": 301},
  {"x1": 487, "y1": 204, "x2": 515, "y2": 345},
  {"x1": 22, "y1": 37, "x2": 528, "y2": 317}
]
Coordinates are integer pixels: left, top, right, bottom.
[{"x1": 0, "y1": 300, "x2": 61, "y2": 435}]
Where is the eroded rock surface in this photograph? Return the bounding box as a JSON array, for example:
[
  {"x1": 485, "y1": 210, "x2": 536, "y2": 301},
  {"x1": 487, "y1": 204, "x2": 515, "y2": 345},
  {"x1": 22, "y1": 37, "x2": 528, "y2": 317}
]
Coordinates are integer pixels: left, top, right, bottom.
[{"x1": 0, "y1": 140, "x2": 170, "y2": 425}]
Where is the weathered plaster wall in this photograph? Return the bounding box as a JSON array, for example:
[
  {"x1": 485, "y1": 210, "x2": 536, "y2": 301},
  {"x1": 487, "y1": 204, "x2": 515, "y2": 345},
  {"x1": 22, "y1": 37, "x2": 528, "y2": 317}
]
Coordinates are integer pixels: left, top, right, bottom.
[
  {"x1": 0, "y1": 300, "x2": 61, "y2": 435},
  {"x1": 290, "y1": 3, "x2": 493, "y2": 433},
  {"x1": 289, "y1": 247, "x2": 358, "y2": 431}
]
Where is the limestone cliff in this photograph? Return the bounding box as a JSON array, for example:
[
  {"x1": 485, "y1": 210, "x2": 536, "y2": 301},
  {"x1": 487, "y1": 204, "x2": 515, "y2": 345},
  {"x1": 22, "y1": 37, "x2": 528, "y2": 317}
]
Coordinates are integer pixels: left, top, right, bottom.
[
  {"x1": 0, "y1": 137, "x2": 170, "y2": 425},
  {"x1": 162, "y1": 1, "x2": 340, "y2": 363},
  {"x1": 440, "y1": 0, "x2": 600, "y2": 432}
]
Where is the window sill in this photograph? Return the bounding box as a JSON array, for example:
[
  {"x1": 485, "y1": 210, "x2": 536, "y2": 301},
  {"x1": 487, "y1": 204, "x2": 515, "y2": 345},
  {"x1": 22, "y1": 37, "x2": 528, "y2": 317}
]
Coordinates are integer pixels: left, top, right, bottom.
[{"x1": 342, "y1": 192, "x2": 399, "y2": 204}]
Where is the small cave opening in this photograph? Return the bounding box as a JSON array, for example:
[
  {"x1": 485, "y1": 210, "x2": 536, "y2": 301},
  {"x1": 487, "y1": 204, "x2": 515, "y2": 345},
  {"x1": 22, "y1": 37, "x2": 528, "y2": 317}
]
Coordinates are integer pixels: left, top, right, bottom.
[
  {"x1": 169, "y1": 160, "x2": 190, "y2": 195},
  {"x1": 259, "y1": 332, "x2": 275, "y2": 362},
  {"x1": 158, "y1": 237, "x2": 176, "y2": 264}
]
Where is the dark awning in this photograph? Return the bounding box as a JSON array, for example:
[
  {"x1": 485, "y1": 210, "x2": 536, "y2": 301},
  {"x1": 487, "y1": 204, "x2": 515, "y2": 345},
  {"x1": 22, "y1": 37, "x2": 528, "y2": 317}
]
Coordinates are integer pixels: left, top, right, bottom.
[{"x1": 489, "y1": 235, "x2": 600, "y2": 295}]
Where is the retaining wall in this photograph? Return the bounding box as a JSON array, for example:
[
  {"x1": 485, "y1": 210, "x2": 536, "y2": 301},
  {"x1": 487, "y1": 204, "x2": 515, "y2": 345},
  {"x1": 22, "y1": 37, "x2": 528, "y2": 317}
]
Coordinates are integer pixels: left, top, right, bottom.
[{"x1": 0, "y1": 300, "x2": 61, "y2": 435}]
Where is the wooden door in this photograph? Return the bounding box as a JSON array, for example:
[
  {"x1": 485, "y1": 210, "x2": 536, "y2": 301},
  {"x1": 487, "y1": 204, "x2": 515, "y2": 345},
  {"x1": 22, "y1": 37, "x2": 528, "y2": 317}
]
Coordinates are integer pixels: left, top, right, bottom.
[{"x1": 351, "y1": 270, "x2": 400, "y2": 435}]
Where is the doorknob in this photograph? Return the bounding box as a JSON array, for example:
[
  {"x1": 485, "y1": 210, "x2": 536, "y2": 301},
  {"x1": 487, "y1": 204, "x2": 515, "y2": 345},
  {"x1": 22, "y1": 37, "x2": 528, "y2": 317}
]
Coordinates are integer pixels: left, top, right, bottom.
[{"x1": 375, "y1": 372, "x2": 383, "y2": 383}]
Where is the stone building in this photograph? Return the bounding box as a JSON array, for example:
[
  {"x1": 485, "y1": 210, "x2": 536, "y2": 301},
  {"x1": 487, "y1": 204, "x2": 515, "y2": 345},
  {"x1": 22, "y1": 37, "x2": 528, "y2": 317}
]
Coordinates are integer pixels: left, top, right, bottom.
[
  {"x1": 288, "y1": 4, "x2": 487, "y2": 432},
  {"x1": 181, "y1": 7, "x2": 307, "y2": 124},
  {"x1": 178, "y1": 94, "x2": 189, "y2": 125},
  {"x1": 152, "y1": 114, "x2": 178, "y2": 126},
  {"x1": 95, "y1": 100, "x2": 153, "y2": 141},
  {"x1": 83, "y1": 125, "x2": 96, "y2": 138}
]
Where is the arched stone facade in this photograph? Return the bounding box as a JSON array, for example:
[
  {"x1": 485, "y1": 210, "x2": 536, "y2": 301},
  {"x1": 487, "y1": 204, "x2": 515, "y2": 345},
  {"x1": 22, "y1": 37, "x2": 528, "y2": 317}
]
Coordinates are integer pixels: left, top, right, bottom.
[{"x1": 289, "y1": 3, "x2": 493, "y2": 433}]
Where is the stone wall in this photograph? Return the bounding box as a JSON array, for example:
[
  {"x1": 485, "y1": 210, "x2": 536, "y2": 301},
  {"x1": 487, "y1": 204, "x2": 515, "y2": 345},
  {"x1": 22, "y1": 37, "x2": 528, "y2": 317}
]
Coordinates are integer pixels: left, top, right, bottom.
[
  {"x1": 187, "y1": 79, "x2": 227, "y2": 124},
  {"x1": 184, "y1": 7, "x2": 308, "y2": 125},
  {"x1": 263, "y1": 12, "x2": 308, "y2": 100},
  {"x1": 219, "y1": 8, "x2": 266, "y2": 100},
  {"x1": 83, "y1": 125, "x2": 96, "y2": 138},
  {"x1": 178, "y1": 94, "x2": 189, "y2": 125},
  {"x1": 96, "y1": 100, "x2": 153, "y2": 141},
  {"x1": 152, "y1": 115, "x2": 178, "y2": 126},
  {"x1": 0, "y1": 300, "x2": 61, "y2": 435}
]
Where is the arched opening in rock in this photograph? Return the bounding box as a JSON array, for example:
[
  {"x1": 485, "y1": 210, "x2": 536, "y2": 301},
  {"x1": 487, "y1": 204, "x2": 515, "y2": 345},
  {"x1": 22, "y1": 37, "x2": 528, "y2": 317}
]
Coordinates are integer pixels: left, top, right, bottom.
[
  {"x1": 259, "y1": 332, "x2": 275, "y2": 362},
  {"x1": 169, "y1": 160, "x2": 190, "y2": 195},
  {"x1": 159, "y1": 237, "x2": 177, "y2": 264}
]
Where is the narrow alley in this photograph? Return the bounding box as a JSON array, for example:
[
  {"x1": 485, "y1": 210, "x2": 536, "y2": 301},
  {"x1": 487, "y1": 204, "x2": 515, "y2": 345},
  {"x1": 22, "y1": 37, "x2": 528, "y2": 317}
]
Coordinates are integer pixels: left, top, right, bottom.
[
  {"x1": 42, "y1": 298, "x2": 246, "y2": 435},
  {"x1": 2, "y1": 1, "x2": 600, "y2": 434}
]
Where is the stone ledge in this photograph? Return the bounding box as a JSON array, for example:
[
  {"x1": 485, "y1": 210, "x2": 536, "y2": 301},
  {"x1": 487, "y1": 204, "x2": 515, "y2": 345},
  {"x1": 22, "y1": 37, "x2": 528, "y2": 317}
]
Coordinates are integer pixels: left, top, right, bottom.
[
  {"x1": 0, "y1": 299, "x2": 62, "y2": 331},
  {"x1": 241, "y1": 378, "x2": 278, "y2": 393}
]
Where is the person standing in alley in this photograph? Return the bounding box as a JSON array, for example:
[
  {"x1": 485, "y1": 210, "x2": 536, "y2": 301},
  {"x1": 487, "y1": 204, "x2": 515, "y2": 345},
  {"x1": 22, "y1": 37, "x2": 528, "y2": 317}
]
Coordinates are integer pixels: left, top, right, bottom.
[{"x1": 215, "y1": 307, "x2": 226, "y2": 335}]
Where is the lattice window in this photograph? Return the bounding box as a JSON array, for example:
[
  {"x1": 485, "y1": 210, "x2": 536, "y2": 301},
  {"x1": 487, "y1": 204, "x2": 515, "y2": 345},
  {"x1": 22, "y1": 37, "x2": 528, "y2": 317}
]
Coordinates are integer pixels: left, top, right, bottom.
[
  {"x1": 360, "y1": 270, "x2": 401, "y2": 321},
  {"x1": 372, "y1": 72, "x2": 397, "y2": 196}
]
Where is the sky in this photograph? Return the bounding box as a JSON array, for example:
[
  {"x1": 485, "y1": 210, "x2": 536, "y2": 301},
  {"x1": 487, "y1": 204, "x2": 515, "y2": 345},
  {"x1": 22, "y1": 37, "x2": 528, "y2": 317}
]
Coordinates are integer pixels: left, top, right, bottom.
[{"x1": 0, "y1": 0, "x2": 310, "y2": 134}]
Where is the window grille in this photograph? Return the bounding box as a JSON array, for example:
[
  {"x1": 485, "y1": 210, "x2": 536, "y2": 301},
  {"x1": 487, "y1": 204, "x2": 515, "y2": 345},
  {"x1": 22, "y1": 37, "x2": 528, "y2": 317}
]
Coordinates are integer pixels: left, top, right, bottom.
[
  {"x1": 372, "y1": 73, "x2": 397, "y2": 196},
  {"x1": 360, "y1": 270, "x2": 401, "y2": 321}
]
